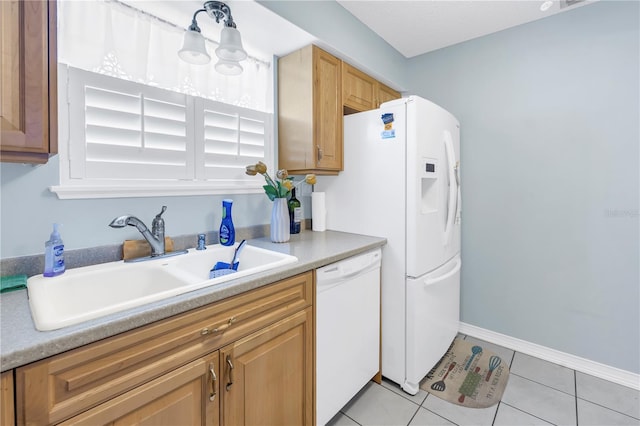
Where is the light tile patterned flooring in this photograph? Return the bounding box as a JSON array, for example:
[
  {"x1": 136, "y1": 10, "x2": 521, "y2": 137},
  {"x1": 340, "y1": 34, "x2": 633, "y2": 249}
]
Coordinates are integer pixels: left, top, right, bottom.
[{"x1": 326, "y1": 335, "x2": 640, "y2": 426}]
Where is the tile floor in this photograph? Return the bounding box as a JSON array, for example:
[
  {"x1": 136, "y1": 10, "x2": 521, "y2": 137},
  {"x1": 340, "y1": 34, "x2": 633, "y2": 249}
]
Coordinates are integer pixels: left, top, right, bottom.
[{"x1": 326, "y1": 335, "x2": 640, "y2": 426}]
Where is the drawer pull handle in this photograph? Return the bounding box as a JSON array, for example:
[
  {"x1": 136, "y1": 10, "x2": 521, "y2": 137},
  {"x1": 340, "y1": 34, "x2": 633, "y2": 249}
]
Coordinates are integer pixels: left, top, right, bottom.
[
  {"x1": 209, "y1": 364, "x2": 217, "y2": 402},
  {"x1": 226, "y1": 355, "x2": 234, "y2": 391},
  {"x1": 201, "y1": 316, "x2": 238, "y2": 335}
]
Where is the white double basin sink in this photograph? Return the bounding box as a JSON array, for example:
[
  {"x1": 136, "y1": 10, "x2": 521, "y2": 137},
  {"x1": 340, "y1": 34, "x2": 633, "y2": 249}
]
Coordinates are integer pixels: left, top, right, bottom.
[{"x1": 27, "y1": 243, "x2": 298, "y2": 331}]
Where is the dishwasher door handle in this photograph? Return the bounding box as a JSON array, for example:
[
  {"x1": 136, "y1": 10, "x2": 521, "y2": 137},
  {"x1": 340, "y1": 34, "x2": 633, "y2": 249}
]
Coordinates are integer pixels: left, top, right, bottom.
[{"x1": 317, "y1": 252, "x2": 381, "y2": 284}]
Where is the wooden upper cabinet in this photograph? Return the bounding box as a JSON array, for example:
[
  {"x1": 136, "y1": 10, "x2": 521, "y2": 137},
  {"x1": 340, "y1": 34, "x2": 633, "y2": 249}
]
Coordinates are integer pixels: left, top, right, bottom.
[
  {"x1": 278, "y1": 45, "x2": 343, "y2": 175},
  {"x1": 278, "y1": 44, "x2": 400, "y2": 173},
  {"x1": 0, "y1": 0, "x2": 57, "y2": 164},
  {"x1": 342, "y1": 62, "x2": 377, "y2": 114},
  {"x1": 377, "y1": 81, "x2": 401, "y2": 107},
  {"x1": 343, "y1": 62, "x2": 401, "y2": 114}
]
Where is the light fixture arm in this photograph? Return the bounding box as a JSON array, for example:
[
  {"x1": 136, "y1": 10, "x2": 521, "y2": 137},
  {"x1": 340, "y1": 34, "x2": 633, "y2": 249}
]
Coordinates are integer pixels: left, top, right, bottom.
[{"x1": 188, "y1": 8, "x2": 207, "y2": 32}]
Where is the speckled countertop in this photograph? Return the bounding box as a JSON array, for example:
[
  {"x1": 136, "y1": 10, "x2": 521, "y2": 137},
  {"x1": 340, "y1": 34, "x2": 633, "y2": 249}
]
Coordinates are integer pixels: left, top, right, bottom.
[{"x1": 0, "y1": 230, "x2": 385, "y2": 372}]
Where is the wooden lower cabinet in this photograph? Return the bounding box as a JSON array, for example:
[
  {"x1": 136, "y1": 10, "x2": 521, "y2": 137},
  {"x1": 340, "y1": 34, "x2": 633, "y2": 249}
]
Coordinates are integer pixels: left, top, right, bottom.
[
  {"x1": 1, "y1": 371, "x2": 14, "y2": 426},
  {"x1": 60, "y1": 352, "x2": 220, "y2": 426},
  {"x1": 58, "y1": 309, "x2": 313, "y2": 426},
  {"x1": 16, "y1": 272, "x2": 314, "y2": 425},
  {"x1": 221, "y1": 308, "x2": 313, "y2": 426}
]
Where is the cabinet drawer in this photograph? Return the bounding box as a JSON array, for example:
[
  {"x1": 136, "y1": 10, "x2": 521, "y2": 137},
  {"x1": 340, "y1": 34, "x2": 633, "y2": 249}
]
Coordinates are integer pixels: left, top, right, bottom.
[{"x1": 17, "y1": 272, "x2": 312, "y2": 425}]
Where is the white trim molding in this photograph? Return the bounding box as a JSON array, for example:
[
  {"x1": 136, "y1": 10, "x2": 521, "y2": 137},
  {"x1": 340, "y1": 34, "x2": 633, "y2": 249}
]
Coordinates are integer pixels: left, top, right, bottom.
[{"x1": 459, "y1": 322, "x2": 640, "y2": 391}]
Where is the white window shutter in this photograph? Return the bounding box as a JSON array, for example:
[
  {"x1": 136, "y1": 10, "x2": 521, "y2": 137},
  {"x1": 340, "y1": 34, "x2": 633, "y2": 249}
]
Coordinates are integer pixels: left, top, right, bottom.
[
  {"x1": 69, "y1": 68, "x2": 192, "y2": 181},
  {"x1": 197, "y1": 99, "x2": 272, "y2": 182},
  {"x1": 56, "y1": 66, "x2": 272, "y2": 199}
]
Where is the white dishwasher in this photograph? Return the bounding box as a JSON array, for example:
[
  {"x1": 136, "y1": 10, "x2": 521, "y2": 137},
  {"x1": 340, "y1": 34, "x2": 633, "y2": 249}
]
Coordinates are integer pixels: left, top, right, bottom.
[{"x1": 316, "y1": 248, "x2": 381, "y2": 425}]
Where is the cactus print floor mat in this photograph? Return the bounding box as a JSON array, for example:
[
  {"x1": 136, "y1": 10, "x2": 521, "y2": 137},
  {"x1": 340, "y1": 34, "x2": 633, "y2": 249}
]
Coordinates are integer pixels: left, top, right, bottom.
[{"x1": 419, "y1": 337, "x2": 510, "y2": 408}]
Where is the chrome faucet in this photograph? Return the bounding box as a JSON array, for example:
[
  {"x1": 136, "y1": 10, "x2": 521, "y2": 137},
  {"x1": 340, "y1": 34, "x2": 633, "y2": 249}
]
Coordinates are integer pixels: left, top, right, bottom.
[{"x1": 109, "y1": 206, "x2": 168, "y2": 257}]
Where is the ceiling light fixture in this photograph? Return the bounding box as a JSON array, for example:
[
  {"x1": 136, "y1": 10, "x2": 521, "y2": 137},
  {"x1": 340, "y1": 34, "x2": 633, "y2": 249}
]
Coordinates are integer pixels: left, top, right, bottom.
[
  {"x1": 540, "y1": 0, "x2": 554, "y2": 11},
  {"x1": 178, "y1": 1, "x2": 248, "y2": 75}
]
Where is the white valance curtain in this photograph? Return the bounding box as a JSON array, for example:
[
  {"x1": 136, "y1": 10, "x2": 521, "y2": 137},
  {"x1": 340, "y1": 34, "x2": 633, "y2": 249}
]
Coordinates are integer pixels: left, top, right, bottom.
[{"x1": 58, "y1": 0, "x2": 271, "y2": 112}]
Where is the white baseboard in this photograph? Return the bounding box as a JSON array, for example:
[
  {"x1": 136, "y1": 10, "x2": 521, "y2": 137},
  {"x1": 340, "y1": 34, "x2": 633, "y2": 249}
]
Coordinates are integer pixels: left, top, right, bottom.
[{"x1": 459, "y1": 322, "x2": 640, "y2": 391}]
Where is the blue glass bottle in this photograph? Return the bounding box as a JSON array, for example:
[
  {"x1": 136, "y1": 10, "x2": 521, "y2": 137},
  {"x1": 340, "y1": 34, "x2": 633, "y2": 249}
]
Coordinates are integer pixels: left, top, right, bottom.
[{"x1": 219, "y1": 199, "x2": 235, "y2": 246}]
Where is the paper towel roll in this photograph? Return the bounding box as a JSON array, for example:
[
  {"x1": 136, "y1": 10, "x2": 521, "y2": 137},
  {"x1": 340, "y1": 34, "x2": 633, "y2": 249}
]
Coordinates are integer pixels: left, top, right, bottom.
[{"x1": 311, "y1": 192, "x2": 326, "y2": 232}]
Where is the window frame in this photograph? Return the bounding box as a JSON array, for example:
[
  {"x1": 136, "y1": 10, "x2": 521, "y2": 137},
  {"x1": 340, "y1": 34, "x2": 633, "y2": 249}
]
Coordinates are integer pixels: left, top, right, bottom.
[{"x1": 51, "y1": 65, "x2": 275, "y2": 200}]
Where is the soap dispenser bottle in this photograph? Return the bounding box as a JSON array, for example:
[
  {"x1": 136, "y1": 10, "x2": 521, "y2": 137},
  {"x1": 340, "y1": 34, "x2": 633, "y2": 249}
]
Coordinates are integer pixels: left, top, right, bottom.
[
  {"x1": 219, "y1": 199, "x2": 235, "y2": 246},
  {"x1": 44, "y1": 223, "x2": 65, "y2": 277}
]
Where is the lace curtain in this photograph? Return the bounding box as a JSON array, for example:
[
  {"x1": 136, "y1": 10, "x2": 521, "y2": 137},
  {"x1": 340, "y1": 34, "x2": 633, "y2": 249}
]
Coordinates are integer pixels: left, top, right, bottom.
[{"x1": 58, "y1": 0, "x2": 271, "y2": 112}]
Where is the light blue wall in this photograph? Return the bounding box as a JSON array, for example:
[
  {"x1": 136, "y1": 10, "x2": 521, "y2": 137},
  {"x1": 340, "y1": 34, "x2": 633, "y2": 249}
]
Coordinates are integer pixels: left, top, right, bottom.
[
  {"x1": 0, "y1": 156, "x2": 273, "y2": 257},
  {"x1": 407, "y1": 1, "x2": 639, "y2": 373},
  {"x1": 257, "y1": 0, "x2": 408, "y2": 89}
]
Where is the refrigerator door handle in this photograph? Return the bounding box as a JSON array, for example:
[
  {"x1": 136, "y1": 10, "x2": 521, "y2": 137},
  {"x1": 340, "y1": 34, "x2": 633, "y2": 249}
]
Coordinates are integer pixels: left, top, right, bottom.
[
  {"x1": 443, "y1": 131, "x2": 458, "y2": 245},
  {"x1": 422, "y1": 257, "x2": 461, "y2": 287}
]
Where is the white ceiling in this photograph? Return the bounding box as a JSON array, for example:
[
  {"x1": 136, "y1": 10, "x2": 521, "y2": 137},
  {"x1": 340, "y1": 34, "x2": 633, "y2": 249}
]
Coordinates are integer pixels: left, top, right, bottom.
[
  {"x1": 337, "y1": 0, "x2": 594, "y2": 58},
  {"x1": 124, "y1": 0, "x2": 594, "y2": 62}
]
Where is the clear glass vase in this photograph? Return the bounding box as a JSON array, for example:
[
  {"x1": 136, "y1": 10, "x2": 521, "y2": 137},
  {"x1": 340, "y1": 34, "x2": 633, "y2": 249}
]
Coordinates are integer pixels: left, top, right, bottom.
[{"x1": 270, "y1": 198, "x2": 290, "y2": 243}]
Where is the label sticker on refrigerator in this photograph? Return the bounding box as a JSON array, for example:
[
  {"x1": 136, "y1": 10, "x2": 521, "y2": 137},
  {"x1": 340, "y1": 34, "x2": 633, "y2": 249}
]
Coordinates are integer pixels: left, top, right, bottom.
[{"x1": 381, "y1": 113, "x2": 395, "y2": 139}]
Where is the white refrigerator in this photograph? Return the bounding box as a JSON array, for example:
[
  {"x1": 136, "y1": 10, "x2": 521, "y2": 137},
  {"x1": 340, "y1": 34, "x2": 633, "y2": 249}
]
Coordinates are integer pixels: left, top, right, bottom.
[{"x1": 317, "y1": 95, "x2": 461, "y2": 395}]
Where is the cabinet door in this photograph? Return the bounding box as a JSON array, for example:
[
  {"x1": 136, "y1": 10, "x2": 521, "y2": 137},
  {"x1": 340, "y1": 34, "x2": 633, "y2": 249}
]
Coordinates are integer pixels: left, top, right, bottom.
[
  {"x1": 313, "y1": 47, "x2": 343, "y2": 171},
  {"x1": 377, "y1": 82, "x2": 401, "y2": 107},
  {"x1": 59, "y1": 352, "x2": 220, "y2": 426},
  {"x1": 1, "y1": 371, "x2": 14, "y2": 426},
  {"x1": 342, "y1": 62, "x2": 377, "y2": 114},
  {"x1": 221, "y1": 308, "x2": 313, "y2": 426},
  {"x1": 0, "y1": 0, "x2": 57, "y2": 164}
]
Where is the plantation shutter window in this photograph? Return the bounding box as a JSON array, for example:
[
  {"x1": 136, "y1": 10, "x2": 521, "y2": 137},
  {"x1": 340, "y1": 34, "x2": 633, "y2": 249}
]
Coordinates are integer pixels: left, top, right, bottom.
[
  {"x1": 197, "y1": 99, "x2": 271, "y2": 182},
  {"x1": 54, "y1": 66, "x2": 273, "y2": 199},
  {"x1": 68, "y1": 68, "x2": 193, "y2": 181}
]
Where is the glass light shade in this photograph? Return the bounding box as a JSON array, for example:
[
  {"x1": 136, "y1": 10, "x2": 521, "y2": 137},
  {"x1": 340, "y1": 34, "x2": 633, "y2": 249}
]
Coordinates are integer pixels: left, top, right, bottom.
[
  {"x1": 215, "y1": 27, "x2": 247, "y2": 62},
  {"x1": 178, "y1": 30, "x2": 211, "y2": 65},
  {"x1": 540, "y1": 0, "x2": 553, "y2": 11},
  {"x1": 215, "y1": 59, "x2": 243, "y2": 76}
]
